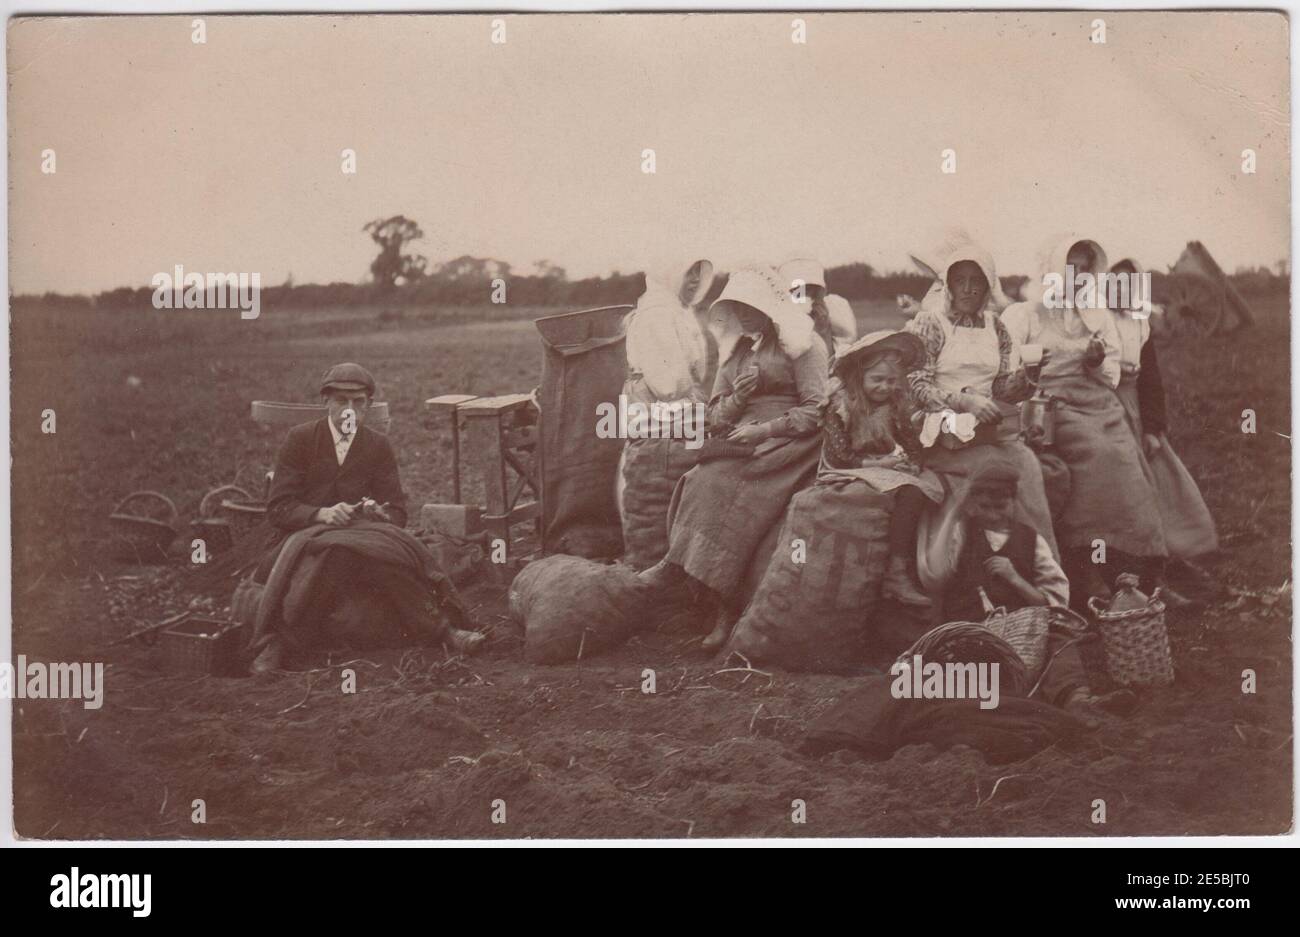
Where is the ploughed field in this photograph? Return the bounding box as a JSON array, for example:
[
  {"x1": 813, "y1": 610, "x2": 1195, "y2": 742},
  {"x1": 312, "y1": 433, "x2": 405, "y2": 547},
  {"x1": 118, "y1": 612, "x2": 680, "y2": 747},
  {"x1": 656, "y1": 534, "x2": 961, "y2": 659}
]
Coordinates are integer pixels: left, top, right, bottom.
[{"x1": 9, "y1": 296, "x2": 1292, "y2": 838}]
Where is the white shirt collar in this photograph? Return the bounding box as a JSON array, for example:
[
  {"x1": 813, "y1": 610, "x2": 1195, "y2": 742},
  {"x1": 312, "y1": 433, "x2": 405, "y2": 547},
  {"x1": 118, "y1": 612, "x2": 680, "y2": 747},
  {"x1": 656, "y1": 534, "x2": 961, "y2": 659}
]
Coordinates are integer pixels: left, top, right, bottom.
[
  {"x1": 327, "y1": 418, "x2": 352, "y2": 445},
  {"x1": 983, "y1": 528, "x2": 1011, "y2": 551}
]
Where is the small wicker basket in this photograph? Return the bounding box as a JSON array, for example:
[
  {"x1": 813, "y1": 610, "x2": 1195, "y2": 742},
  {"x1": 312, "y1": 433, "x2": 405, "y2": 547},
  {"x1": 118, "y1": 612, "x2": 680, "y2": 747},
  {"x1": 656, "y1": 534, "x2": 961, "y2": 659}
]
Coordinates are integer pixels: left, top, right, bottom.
[
  {"x1": 161, "y1": 615, "x2": 246, "y2": 676},
  {"x1": 191, "y1": 484, "x2": 252, "y2": 555},
  {"x1": 898, "y1": 622, "x2": 1029, "y2": 698},
  {"x1": 108, "y1": 490, "x2": 178, "y2": 563},
  {"x1": 1087, "y1": 589, "x2": 1174, "y2": 688},
  {"x1": 220, "y1": 495, "x2": 268, "y2": 536}
]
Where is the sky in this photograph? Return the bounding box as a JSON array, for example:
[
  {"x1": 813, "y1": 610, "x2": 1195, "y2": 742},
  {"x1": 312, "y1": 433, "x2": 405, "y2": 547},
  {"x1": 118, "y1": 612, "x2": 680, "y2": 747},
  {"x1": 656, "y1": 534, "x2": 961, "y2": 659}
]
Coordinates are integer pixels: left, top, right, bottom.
[{"x1": 6, "y1": 11, "x2": 1291, "y2": 295}]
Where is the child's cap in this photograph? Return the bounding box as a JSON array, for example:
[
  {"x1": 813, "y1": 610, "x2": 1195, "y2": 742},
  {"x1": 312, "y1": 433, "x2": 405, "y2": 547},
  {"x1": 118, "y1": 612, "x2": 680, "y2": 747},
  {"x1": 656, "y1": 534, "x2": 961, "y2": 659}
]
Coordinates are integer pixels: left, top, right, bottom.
[{"x1": 968, "y1": 456, "x2": 1020, "y2": 495}]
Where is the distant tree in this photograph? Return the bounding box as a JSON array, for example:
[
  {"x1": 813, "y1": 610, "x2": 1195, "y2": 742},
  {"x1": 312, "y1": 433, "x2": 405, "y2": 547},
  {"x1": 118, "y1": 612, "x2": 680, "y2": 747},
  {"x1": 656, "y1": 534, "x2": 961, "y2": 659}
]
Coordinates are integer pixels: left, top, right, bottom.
[
  {"x1": 826, "y1": 262, "x2": 877, "y2": 299},
  {"x1": 435, "y1": 255, "x2": 503, "y2": 281},
  {"x1": 363, "y1": 216, "x2": 428, "y2": 290},
  {"x1": 532, "y1": 259, "x2": 567, "y2": 280}
]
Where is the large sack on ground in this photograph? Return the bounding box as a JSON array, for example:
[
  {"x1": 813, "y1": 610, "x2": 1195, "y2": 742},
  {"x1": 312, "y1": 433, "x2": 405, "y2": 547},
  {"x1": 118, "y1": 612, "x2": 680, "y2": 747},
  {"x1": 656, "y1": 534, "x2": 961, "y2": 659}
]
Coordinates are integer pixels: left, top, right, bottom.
[
  {"x1": 729, "y1": 480, "x2": 894, "y2": 672},
  {"x1": 509, "y1": 555, "x2": 653, "y2": 664},
  {"x1": 800, "y1": 675, "x2": 1086, "y2": 764}
]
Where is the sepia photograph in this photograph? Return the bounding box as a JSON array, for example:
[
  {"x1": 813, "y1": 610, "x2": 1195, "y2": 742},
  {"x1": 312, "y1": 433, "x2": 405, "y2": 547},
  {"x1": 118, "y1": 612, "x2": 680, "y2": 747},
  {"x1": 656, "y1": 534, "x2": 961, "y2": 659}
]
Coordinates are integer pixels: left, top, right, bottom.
[{"x1": 3, "y1": 8, "x2": 1293, "y2": 845}]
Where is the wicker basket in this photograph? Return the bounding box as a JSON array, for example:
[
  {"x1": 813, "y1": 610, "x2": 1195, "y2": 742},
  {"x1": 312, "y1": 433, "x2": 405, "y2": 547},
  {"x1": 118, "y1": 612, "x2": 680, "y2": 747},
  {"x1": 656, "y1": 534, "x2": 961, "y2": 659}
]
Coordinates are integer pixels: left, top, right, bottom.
[
  {"x1": 220, "y1": 495, "x2": 268, "y2": 536},
  {"x1": 191, "y1": 484, "x2": 252, "y2": 555},
  {"x1": 898, "y1": 622, "x2": 1029, "y2": 698},
  {"x1": 160, "y1": 615, "x2": 246, "y2": 676},
  {"x1": 108, "y1": 491, "x2": 178, "y2": 563},
  {"x1": 1087, "y1": 590, "x2": 1174, "y2": 687}
]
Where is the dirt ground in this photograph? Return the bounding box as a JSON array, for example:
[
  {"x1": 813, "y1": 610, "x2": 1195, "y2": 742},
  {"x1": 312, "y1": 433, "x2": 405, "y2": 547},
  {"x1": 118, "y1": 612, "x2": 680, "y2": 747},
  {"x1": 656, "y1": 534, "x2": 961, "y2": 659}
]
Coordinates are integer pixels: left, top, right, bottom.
[{"x1": 9, "y1": 296, "x2": 1293, "y2": 839}]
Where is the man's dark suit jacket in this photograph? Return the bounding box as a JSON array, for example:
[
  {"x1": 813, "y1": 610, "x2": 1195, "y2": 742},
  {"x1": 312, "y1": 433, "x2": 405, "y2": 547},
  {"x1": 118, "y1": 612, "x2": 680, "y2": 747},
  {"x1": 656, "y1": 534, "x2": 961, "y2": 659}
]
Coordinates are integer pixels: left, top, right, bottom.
[{"x1": 255, "y1": 418, "x2": 409, "y2": 579}]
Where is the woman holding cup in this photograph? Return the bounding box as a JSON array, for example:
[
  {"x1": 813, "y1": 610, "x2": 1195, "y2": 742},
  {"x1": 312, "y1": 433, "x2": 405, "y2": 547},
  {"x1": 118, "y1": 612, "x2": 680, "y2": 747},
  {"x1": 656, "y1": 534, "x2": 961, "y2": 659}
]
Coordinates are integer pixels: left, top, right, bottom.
[{"x1": 1001, "y1": 237, "x2": 1167, "y2": 601}]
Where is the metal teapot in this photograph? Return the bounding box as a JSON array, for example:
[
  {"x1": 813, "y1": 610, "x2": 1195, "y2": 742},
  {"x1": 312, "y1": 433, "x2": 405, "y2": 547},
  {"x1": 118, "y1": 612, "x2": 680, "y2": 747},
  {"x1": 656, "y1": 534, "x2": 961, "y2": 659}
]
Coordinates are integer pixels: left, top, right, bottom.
[{"x1": 1020, "y1": 392, "x2": 1063, "y2": 449}]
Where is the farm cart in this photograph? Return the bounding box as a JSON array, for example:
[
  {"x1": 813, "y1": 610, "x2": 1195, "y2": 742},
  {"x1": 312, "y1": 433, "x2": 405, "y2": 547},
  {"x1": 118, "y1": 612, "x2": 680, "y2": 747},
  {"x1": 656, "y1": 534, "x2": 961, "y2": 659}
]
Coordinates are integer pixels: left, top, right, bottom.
[{"x1": 1155, "y1": 241, "x2": 1257, "y2": 336}]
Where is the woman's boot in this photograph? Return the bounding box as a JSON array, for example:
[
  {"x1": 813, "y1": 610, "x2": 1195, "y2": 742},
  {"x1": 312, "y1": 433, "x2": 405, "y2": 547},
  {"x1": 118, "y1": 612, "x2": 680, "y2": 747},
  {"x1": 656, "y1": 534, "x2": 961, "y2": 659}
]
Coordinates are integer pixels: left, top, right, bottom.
[
  {"x1": 702, "y1": 603, "x2": 737, "y2": 651},
  {"x1": 638, "y1": 558, "x2": 685, "y2": 589},
  {"x1": 882, "y1": 554, "x2": 932, "y2": 607}
]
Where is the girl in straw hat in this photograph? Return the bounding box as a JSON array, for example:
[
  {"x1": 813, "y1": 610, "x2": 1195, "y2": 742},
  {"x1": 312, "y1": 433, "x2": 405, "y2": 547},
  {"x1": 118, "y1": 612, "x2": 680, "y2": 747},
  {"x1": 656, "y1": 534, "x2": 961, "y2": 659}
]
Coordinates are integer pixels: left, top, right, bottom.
[{"x1": 819, "y1": 330, "x2": 944, "y2": 606}]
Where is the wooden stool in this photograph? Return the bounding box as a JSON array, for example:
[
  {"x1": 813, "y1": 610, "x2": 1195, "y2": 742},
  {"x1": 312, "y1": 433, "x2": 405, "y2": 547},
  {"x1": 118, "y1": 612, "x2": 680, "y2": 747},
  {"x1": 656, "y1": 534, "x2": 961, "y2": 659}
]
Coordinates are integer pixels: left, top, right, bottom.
[{"x1": 425, "y1": 393, "x2": 539, "y2": 551}]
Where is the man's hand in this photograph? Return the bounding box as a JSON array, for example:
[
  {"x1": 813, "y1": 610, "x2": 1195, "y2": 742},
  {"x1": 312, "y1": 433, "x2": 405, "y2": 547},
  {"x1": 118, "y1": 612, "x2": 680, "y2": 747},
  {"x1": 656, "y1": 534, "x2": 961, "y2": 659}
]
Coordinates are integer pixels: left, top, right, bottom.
[
  {"x1": 1142, "y1": 433, "x2": 1163, "y2": 457},
  {"x1": 726, "y1": 422, "x2": 768, "y2": 446},
  {"x1": 314, "y1": 502, "x2": 357, "y2": 526},
  {"x1": 360, "y1": 499, "x2": 394, "y2": 523}
]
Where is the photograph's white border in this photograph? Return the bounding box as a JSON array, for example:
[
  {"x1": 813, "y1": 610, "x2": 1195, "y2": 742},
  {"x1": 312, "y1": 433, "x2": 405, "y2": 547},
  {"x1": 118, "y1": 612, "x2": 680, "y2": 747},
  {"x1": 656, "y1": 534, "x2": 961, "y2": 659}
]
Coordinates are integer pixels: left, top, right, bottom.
[{"x1": 0, "y1": 0, "x2": 1294, "y2": 850}]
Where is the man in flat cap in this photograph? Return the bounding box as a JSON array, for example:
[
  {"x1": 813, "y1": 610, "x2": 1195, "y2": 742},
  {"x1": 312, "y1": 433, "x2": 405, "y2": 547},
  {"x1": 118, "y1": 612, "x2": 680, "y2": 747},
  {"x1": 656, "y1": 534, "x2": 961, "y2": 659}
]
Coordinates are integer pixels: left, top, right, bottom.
[
  {"x1": 264, "y1": 362, "x2": 407, "y2": 537},
  {"x1": 247, "y1": 362, "x2": 480, "y2": 673}
]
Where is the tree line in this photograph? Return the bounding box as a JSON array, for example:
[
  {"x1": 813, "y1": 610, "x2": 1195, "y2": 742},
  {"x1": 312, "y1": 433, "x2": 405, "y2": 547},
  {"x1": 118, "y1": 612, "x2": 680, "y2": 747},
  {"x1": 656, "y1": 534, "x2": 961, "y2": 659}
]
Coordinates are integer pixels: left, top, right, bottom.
[{"x1": 17, "y1": 214, "x2": 1288, "y2": 311}]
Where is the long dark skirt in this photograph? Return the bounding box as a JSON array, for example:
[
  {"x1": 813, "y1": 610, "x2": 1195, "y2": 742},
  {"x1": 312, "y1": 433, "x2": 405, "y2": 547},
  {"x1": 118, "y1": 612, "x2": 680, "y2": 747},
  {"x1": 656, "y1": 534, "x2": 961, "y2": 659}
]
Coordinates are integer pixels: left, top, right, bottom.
[
  {"x1": 1115, "y1": 376, "x2": 1217, "y2": 559},
  {"x1": 1046, "y1": 375, "x2": 1166, "y2": 558},
  {"x1": 665, "y1": 434, "x2": 822, "y2": 597}
]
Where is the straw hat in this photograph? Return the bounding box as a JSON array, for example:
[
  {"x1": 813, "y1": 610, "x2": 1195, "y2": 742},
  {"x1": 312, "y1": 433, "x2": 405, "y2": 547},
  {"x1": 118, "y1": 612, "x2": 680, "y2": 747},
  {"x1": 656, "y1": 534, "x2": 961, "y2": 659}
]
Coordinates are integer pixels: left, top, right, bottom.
[{"x1": 831, "y1": 329, "x2": 925, "y2": 380}]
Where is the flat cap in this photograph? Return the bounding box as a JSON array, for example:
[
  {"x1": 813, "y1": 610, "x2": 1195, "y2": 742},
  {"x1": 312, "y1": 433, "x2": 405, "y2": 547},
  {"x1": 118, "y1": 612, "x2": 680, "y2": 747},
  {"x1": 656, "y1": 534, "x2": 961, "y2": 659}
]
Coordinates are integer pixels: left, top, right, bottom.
[
  {"x1": 968, "y1": 455, "x2": 1021, "y2": 494},
  {"x1": 319, "y1": 362, "x2": 376, "y2": 396}
]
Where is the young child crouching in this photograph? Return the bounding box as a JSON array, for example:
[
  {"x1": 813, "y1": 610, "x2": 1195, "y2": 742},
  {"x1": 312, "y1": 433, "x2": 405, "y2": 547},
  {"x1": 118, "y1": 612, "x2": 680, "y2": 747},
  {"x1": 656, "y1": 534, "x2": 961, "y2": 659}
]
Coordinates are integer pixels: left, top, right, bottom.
[{"x1": 942, "y1": 458, "x2": 1136, "y2": 721}]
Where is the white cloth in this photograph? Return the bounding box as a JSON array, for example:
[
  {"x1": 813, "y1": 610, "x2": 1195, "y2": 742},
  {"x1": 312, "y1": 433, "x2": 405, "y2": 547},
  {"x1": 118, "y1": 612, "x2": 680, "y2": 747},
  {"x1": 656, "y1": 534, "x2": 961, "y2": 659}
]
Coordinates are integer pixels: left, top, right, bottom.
[
  {"x1": 824, "y1": 294, "x2": 858, "y2": 346},
  {"x1": 918, "y1": 410, "x2": 979, "y2": 447},
  {"x1": 623, "y1": 282, "x2": 709, "y2": 403},
  {"x1": 947, "y1": 525, "x2": 1070, "y2": 608},
  {"x1": 327, "y1": 418, "x2": 354, "y2": 466}
]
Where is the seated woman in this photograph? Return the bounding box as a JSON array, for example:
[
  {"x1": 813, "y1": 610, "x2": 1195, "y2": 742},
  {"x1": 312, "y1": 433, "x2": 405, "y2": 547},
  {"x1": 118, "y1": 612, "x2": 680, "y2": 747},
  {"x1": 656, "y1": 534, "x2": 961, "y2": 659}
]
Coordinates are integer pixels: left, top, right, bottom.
[
  {"x1": 618, "y1": 257, "x2": 714, "y2": 571},
  {"x1": 1108, "y1": 258, "x2": 1217, "y2": 603},
  {"x1": 940, "y1": 457, "x2": 1135, "y2": 721},
  {"x1": 1002, "y1": 238, "x2": 1167, "y2": 600},
  {"x1": 902, "y1": 238, "x2": 1059, "y2": 590},
  {"x1": 820, "y1": 330, "x2": 944, "y2": 605},
  {"x1": 640, "y1": 267, "x2": 828, "y2": 649}
]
